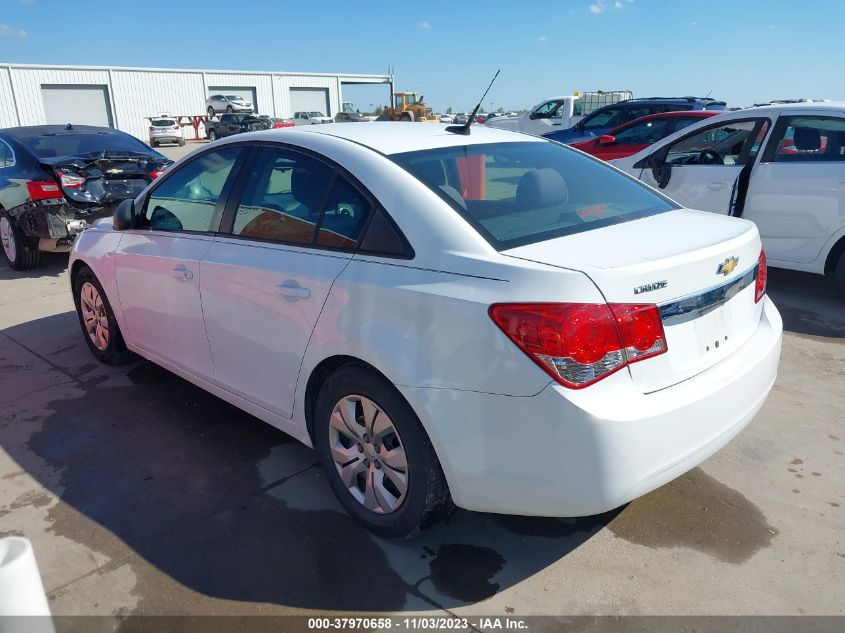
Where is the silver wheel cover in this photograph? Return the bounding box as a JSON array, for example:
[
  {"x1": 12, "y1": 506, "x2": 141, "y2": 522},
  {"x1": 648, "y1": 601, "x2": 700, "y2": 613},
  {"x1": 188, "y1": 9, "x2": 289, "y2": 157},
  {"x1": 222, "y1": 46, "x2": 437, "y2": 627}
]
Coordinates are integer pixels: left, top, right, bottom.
[
  {"x1": 329, "y1": 395, "x2": 409, "y2": 514},
  {"x1": 79, "y1": 282, "x2": 110, "y2": 351},
  {"x1": 0, "y1": 216, "x2": 16, "y2": 263}
]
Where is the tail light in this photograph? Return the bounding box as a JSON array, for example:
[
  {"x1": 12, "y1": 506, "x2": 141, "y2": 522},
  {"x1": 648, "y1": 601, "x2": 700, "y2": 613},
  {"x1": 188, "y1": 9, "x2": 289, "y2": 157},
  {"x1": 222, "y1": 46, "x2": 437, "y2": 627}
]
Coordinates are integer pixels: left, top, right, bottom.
[
  {"x1": 56, "y1": 170, "x2": 85, "y2": 189},
  {"x1": 755, "y1": 250, "x2": 767, "y2": 303},
  {"x1": 489, "y1": 302, "x2": 667, "y2": 389},
  {"x1": 26, "y1": 180, "x2": 63, "y2": 201},
  {"x1": 172, "y1": 125, "x2": 179, "y2": 130},
  {"x1": 149, "y1": 126, "x2": 155, "y2": 131},
  {"x1": 149, "y1": 170, "x2": 165, "y2": 180}
]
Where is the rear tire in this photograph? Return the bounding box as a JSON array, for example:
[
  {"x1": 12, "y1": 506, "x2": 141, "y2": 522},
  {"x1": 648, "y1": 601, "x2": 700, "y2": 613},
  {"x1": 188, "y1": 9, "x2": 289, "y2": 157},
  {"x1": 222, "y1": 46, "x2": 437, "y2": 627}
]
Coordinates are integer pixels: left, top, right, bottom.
[
  {"x1": 313, "y1": 364, "x2": 452, "y2": 539},
  {"x1": 226, "y1": 105, "x2": 234, "y2": 113},
  {"x1": 72, "y1": 266, "x2": 133, "y2": 365},
  {"x1": 178, "y1": 138, "x2": 186, "y2": 147},
  {"x1": 835, "y1": 253, "x2": 845, "y2": 294},
  {"x1": 400, "y1": 113, "x2": 413, "y2": 122},
  {"x1": 0, "y1": 210, "x2": 41, "y2": 271}
]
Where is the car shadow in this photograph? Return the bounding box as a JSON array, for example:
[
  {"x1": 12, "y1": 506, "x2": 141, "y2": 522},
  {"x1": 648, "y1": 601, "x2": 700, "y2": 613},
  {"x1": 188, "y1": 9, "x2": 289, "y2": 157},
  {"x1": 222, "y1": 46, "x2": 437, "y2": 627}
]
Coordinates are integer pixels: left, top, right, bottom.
[
  {"x1": 0, "y1": 311, "x2": 616, "y2": 613},
  {"x1": 766, "y1": 268, "x2": 845, "y2": 338}
]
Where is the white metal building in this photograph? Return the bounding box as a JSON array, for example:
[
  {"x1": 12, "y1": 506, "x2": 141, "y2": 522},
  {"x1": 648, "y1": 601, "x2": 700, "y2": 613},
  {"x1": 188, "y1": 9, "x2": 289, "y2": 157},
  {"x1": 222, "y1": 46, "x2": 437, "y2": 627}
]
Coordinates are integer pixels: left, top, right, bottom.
[{"x1": 0, "y1": 62, "x2": 393, "y2": 140}]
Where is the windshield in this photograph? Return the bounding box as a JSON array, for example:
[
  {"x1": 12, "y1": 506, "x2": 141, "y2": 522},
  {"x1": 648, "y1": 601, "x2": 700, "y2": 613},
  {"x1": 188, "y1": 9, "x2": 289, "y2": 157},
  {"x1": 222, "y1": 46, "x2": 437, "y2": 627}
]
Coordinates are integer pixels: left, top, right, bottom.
[
  {"x1": 16, "y1": 131, "x2": 160, "y2": 160},
  {"x1": 225, "y1": 95, "x2": 245, "y2": 101},
  {"x1": 307, "y1": 112, "x2": 325, "y2": 117},
  {"x1": 392, "y1": 141, "x2": 676, "y2": 250}
]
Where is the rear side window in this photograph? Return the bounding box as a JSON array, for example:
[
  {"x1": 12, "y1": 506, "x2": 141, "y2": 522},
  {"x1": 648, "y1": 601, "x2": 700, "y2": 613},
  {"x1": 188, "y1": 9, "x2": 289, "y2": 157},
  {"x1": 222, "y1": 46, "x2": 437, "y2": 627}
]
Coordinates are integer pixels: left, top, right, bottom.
[
  {"x1": 392, "y1": 141, "x2": 675, "y2": 250},
  {"x1": 769, "y1": 116, "x2": 845, "y2": 162},
  {"x1": 232, "y1": 147, "x2": 334, "y2": 245},
  {"x1": 0, "y1": 139, "x2": 13, "y2": 167},
  {"x1": 145, "y1": 147, "x2": 241, "y2": 232},
  {"x1": 316, "y1": 178, "x2": 370, "y2": 249}
]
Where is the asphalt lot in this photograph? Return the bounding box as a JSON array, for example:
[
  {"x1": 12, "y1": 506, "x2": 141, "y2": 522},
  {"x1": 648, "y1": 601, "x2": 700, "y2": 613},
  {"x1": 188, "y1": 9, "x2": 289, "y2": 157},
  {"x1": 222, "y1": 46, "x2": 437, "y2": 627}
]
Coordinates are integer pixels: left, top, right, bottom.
[{"x1": 0, "y1": 153, "x2": 843, "y2": 618}]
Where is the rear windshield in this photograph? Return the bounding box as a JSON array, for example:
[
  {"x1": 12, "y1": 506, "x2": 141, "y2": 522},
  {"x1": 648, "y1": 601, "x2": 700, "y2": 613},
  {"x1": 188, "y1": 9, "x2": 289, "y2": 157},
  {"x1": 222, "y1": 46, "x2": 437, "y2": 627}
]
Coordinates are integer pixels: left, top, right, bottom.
[
  {"x1": 15, "y1": 131, "x2": 156, "y2": 159},
  {"x1": 151, "y1": 119, "x2": 176, "y2": 127},
  {"x1": 392, "y1": 141, "x2": 676, "y2": 250}
]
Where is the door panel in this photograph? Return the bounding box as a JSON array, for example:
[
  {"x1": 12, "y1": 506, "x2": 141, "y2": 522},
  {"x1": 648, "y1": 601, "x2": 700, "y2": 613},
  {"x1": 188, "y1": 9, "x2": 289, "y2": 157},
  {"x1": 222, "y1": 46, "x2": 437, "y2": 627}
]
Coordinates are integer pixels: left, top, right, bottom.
[
  {"x1": 640, "y1": 164, "x2": 740, "y2": 213},
  {"x1": 201, "y1": 145, "x2": 371, "y2": 419},
  {"x1": 201, "y1": 240, "x2": 350, "y2": 418},
  {"x1": 116, "y1": 234, "x2": 215, "y2": 379},
  {"x1": 743, "y1": 114, "x2": 845, "y2": 264}
]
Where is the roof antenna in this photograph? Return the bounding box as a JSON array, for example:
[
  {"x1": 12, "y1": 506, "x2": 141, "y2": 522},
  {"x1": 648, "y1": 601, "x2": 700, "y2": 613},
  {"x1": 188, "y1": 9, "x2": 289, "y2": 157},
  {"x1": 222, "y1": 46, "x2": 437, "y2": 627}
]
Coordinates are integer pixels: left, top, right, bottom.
[{"x1": 446, "y1": 69, "x2": 500, "y2": 136}]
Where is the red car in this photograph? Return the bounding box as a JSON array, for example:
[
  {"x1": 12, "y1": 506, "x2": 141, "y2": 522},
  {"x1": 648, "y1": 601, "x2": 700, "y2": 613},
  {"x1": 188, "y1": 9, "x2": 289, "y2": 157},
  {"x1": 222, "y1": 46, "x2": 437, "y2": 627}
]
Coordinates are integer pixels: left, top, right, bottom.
[{"x1": 569, "y1": 111, "x2": 720, "y2": 161}]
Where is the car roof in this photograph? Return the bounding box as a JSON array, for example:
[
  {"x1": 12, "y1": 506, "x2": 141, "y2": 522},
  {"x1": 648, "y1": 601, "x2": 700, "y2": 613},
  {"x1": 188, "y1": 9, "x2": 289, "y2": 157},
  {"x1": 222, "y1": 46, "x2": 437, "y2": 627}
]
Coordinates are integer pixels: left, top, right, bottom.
[
  {"x1": 254, "y1": 121, "x2": 545, "y2": 155},
  {"x1": 0, "y1": 124, "x2": 121, "y2": 138},
  {"x1": 738, "y1": 101, "x2": 845, "y2": 114}
]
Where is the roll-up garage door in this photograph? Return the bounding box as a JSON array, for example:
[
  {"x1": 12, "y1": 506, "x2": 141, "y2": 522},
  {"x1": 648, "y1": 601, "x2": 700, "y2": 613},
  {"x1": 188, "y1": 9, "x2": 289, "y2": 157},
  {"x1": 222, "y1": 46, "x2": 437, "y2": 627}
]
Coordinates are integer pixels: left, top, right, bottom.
[
  {"x1": 289, "y1": 88, "x2": 331, "y2": 117},
  {"x1": 41, "y1": 85, "x2": 113, "y2": 127},
  {"x1": 207, "y1": 86, "x2": 257, "y2": 113}
]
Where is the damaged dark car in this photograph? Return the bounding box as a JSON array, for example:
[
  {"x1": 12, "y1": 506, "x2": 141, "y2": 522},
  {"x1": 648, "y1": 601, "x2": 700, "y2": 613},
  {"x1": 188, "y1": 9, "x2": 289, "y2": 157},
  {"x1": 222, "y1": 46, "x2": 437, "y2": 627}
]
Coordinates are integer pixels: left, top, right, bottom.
[{"x1": 0, "y1": 124, "x2": 171, "y2": 270}]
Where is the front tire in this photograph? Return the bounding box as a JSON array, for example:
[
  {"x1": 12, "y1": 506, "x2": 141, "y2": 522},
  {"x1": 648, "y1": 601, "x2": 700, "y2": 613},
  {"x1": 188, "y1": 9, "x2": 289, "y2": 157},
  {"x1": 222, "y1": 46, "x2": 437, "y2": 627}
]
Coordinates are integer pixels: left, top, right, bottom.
[
  {"x1": 835, "y1": 252, "x2": 845, "y2": 294},
  {"x1": 72, "y1": 266, "x2": 133, "y2": 365},
  {"x1": 226, "y1": 105, "x2": 234, "y2": 113},
  {"x1": 313, "y1": 364, "x2": 452, "y2": 538},
  {"x1": 207, "y1": 106, "x2": 215, "y2": 118},
  {"x1": 208, "y1": 129, "x2": 218, "y2": 142},
  {"x1": 0, "y1": 210, "x2": 40, "y2": 271}
]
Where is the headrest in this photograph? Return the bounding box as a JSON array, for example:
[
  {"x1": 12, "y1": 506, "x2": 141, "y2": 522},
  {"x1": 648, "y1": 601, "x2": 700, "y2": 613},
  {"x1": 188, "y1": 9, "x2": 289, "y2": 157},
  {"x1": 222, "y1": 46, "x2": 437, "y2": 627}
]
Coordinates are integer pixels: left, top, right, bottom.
[
  {"x1": 291, "y1": 166, "x2": 328, "y2": 212},
  {"x1": 793, "y1": 127, "x2": 821, "y2": 151},
  {"x1": 439, "y1": 185, "x2": 467, "y2": 210},
  {"x1": 414, "y1": 160, "x2": 448, "y2": 186},
  {"x1": 516, "y1": 168, "x2": 568, "y2": 209}
]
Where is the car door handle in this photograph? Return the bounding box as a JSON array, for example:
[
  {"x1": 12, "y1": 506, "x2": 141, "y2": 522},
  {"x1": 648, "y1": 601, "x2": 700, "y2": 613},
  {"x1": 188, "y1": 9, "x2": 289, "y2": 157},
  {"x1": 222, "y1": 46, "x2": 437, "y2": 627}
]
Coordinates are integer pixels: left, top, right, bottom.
[
  {"x1": 551, "y1": 122, "x2": 562, "y2": 126},
  {"x1": 277, "y1": 282, "x2": 310, "y2": 299},
  {"x1": 170, "y1": 265, "x2": 194, "y2": 281},
  {"x1": 706, "y1": 182, "x2": 728, "y2": 191}
]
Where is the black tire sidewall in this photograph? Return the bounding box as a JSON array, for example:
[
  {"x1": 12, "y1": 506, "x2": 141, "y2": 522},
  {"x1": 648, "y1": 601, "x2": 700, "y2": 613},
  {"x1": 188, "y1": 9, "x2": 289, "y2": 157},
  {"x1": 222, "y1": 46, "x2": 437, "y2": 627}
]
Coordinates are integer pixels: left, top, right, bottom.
[
  {"x1": 73, "y1": 267, "x2": 131, "y2": 364},
  {"x1": 836, "y1": 253, "x2": 845, "y2": 294},
  {"x1": 0, "y1": 210, "x2": 38, "y2": 270},
  {"x1": 313, "y1": 365, "x2": 441, "y2": 538},
  {"x1": 208, "y1": 130, "x2": 217, "y2": 141}
]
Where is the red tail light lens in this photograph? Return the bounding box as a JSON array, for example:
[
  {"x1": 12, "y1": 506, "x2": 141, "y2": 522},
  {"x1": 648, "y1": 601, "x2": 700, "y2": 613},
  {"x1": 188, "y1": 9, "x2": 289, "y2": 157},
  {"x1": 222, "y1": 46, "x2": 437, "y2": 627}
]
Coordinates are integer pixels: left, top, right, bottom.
[
  {"x1": 26, "y1": 180, "x2": 63, "y2": 201},
  {"x1": 489, "y1": 302, "x2": 667, "y2": 389},
  {"x1": 172, "y1": 125, "x2": 179, "y2": 130},
  {"x1": 755, "y1": 250, "x2": 767, "y2": 303},
  {"x1": 149, "y1": 126, "x2": 155, "y2": 132},
  {"x1": 56, "y1": 170, "x2": 85, "y2": 189}
]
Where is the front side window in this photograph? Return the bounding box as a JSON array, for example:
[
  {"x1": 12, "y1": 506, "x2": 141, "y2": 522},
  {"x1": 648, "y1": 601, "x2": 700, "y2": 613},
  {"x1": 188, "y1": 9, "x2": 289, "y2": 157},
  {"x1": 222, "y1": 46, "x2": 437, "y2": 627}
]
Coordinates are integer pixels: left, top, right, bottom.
[
  {"x1": 231, "y1": 147, "x2": 334, "y2": 245},
  {"x1": 769, "y1": 116, "x2": 845, "y2": 162},
  {"x1": 533, "y1": 100, "x2": 563, "y2": 118},
  {"x1": 145, "y1": 147, "x2": 241, "y2": 232},
  {"x1": 665, "y1": 120, "x2": 762, "y2": 166},
  {"x1": 393, "y1": 141, "x2": 676, "y2": 250}
]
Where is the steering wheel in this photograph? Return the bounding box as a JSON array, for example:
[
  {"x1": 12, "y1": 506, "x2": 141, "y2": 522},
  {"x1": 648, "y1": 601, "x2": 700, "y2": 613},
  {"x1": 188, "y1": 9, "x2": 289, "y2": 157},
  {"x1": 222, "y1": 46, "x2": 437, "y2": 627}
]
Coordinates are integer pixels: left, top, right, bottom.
[
  {"x1": 337, "y1": 203, "x2": 354, "y2": 217},
  {"x1": 698, "y1": 149, "x2": 723, "y2": 165}
]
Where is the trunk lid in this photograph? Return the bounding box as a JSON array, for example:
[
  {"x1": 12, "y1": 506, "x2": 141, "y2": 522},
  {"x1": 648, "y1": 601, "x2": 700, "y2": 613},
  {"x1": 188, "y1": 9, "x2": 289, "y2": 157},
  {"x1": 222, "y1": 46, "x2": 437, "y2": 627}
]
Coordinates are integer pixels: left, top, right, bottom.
[
  {"x1": 42, "y1": 153, "x2": 170, "y2": 209},
  {"x1": 502, "y1": 209, "x2": 764, "y2": 393}
]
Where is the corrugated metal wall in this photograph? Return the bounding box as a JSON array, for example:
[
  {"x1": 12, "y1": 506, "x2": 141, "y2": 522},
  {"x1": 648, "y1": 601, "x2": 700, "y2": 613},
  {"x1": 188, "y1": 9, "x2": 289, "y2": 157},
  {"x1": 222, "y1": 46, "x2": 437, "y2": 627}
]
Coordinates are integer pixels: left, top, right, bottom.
[{"x1": 0, "y1": 64, "x2": 390, "y2": 140}]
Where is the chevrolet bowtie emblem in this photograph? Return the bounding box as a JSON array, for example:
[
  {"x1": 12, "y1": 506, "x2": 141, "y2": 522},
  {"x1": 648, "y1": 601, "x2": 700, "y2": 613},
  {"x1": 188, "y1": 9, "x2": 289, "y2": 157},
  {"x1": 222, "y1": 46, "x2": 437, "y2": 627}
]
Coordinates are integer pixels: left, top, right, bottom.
[
  {"x1": 717, "y1": 256, "x2": 739, "y2": 276},
  {"x1": 106, "y1": 168, "x2": 123, "y2": 175}
]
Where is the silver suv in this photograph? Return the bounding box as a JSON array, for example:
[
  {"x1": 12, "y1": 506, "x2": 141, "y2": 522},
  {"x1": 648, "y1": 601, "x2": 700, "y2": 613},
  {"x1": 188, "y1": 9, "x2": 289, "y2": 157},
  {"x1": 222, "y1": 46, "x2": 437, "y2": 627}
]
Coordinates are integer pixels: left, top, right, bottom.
[
  {"x1": 206, "y1": 94, "x2": 254, "y2": 117},
  {"x1": 148, "y1": 118, "x2": 185, "y2": 147}
]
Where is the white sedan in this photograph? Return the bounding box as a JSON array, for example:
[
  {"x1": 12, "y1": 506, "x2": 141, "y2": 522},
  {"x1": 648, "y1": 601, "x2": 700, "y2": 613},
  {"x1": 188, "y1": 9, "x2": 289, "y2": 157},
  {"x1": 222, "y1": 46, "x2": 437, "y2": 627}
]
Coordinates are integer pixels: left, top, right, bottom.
[
  {"x1": 69, "y1": 123, "x2": 782, "y2": 537},
  {"x1": 611, "y1": 103, "x2": 845, "y2": 292}
]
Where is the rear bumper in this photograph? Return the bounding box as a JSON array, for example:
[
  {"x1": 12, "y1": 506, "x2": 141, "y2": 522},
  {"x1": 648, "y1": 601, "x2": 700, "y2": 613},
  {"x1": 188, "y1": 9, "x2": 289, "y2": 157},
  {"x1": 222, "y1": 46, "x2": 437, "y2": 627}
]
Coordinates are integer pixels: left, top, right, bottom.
[
  {"x1": 400, "y1": 297, "x2": 782, "y2": 517},
  {"x1": 11, "y1": 200, "x2": 111, "y2": 240}
]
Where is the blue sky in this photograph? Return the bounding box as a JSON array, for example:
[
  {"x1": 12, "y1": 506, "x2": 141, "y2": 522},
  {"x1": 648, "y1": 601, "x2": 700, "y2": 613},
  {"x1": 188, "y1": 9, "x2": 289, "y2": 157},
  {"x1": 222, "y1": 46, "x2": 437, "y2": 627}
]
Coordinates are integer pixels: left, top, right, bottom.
[{"x1": 1, "y1": 0, "x2": 842, "y2": 113}]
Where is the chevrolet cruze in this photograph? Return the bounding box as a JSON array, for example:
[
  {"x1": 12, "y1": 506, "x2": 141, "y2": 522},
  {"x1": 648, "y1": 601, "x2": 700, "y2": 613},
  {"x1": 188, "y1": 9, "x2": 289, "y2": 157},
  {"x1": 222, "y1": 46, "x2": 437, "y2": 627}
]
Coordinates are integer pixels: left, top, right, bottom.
[{"x1": 69, "y1": 123, "x2": 783, "y2": 537}]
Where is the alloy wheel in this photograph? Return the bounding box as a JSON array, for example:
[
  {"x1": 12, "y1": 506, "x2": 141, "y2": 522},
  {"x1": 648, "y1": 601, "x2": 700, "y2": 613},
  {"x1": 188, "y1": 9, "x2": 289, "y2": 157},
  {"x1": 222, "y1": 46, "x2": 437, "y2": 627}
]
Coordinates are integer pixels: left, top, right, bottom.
[
  {"x1": 0, "y1": 216, "x2": 16, "y2": 263},
  {"x1": 328, "y1": 395, "x2": 409, "y2": 514},
  {"x1": 79, "y1": 282, "x2": 110, "y2": 351}
]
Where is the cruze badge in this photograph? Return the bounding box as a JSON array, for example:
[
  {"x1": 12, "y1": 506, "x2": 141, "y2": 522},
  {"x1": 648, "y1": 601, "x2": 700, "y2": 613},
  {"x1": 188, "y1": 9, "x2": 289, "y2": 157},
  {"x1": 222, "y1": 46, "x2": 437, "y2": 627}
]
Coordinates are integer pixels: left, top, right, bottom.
[
  {"x1": 717, "y1": 256, "x2": 739, "y2": 276},
  {"x1": 634, "y1": 280, "x2": 668, "y2": 295}
]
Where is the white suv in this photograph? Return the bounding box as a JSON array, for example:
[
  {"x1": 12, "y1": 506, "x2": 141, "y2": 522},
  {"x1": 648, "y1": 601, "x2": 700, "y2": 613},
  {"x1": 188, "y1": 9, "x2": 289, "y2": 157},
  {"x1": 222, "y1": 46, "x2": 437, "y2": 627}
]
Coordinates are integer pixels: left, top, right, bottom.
[
  {"x1": 148, "y1": 118, "x2": 185, "y2": 147},
  {"x1": 612, "y1": 103, "x2": 845, "y2": 292}
]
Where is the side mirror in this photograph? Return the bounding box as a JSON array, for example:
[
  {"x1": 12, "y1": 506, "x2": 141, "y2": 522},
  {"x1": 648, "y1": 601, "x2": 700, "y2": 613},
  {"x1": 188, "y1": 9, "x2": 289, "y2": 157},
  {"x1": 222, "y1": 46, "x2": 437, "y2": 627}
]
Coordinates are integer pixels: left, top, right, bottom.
[
  {"x1": 597, "y1": 135, "x2": 616, "y2": 146},
  {"x1": 529, "y1": 112, "x2": 540, "y2": 120},
  {"x1": 113, "y1": 198, "x2": 135, "y2": 231}
]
